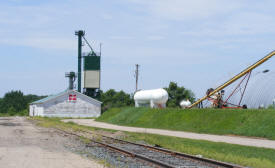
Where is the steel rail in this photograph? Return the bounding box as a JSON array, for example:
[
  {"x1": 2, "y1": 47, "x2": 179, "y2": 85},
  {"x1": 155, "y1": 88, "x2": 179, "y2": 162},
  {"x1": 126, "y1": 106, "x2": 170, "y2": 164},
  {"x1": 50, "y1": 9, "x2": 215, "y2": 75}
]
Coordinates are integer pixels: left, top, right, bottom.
[
  {"x1": 86, "y1": 142, "x2": 176, "y2": 168},
  {"x1": 56, "y1": 128, "x2": 175, "y2": 168},
  {"x1": 107, "y1": 136, "x2": 243, "y2": 168},
  {"x1": 56, "y1": 128, "x2": 244, "y2": 168},
  {"x1": 189, "y1": 50, "x2": 275, "y2": 108}
]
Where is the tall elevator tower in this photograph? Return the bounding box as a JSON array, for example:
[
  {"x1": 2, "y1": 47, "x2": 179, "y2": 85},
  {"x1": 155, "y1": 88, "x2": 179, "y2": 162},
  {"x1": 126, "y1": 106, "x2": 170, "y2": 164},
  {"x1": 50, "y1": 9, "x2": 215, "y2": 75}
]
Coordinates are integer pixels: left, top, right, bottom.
[
  {"x1": 74, "y1": 30, "x2": 101, "y2": 99},
  {"x1": 75, "y1": 30, "x2": 85, "y2": 93}
]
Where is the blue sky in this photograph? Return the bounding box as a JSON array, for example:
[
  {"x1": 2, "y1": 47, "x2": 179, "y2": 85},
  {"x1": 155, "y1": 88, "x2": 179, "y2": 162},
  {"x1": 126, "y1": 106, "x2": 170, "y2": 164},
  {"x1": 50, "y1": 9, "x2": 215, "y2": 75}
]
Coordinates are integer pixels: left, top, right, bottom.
[{"x1": 1, "y1": 0, "x2": 275, "y2": 99}]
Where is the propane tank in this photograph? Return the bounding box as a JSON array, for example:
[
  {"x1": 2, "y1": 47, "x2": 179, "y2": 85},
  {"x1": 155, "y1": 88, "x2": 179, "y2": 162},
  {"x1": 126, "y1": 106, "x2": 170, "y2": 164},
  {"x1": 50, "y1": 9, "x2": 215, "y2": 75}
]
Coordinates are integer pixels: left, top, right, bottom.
[
  {"x1": 259, "y1": 104, "x2": 265, "y2": 109},
  {"x1": 180, "y1": 99, "x2": 191, "y2": 108},
  {"x1": 134, "y1": 88, "x2": 168, "y2": 108}
]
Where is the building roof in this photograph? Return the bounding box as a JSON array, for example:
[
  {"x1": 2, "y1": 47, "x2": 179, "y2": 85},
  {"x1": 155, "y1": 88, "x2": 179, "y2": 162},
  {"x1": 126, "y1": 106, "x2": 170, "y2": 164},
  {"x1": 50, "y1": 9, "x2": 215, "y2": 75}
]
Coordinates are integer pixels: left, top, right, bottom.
[
  {"x1": 31, "y1": 90, "x2": 67, "y2": 104},
  {"x1": 30, "y1": 90, "x2": 102, "y2": 105}
]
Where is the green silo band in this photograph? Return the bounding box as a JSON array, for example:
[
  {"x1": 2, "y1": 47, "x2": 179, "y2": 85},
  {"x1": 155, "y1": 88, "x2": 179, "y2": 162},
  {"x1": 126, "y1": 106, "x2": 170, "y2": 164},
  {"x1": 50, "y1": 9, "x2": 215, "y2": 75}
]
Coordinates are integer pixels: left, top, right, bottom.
[{"x1": 84, "y1": 56, "x2": 100, "y2": 70}]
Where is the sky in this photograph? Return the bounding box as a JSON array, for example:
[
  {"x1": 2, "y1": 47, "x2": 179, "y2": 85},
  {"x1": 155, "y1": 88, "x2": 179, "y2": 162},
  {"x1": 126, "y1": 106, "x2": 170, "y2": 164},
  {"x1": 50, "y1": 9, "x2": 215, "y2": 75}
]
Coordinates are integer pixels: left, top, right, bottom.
[{"x1": 1, "y1": 0, "x2": 275, "y2": 100}]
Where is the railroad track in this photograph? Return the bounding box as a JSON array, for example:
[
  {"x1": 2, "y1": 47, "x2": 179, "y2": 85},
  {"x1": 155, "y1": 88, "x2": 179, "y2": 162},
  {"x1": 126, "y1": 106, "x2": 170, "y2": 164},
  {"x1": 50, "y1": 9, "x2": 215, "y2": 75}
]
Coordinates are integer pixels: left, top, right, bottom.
[{"x1": 56, "y1": 128, "x2": 244, "y2": 168}]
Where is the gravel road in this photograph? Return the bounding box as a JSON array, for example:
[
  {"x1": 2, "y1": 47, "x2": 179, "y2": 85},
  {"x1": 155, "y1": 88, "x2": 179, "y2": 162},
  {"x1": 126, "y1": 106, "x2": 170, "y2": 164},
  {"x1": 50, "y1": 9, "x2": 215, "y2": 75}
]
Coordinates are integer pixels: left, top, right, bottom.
[
  {"x1": 63, "y1": 119, "x2": 275, "y2": 149},
  {"x1": 0, "y1": 117, "x2": 103, "y2": 168}
]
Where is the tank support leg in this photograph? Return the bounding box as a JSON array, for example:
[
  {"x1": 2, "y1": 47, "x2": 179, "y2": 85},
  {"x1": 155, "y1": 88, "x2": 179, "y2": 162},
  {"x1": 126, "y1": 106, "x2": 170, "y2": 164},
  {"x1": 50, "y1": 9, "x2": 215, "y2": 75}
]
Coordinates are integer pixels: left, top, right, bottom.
[
  {"x1": 150, "y1": 100, "x2": 154, "y2": 108},
  {"x1": 135, "y1": 101, "x2": 139, "y2": 107}
]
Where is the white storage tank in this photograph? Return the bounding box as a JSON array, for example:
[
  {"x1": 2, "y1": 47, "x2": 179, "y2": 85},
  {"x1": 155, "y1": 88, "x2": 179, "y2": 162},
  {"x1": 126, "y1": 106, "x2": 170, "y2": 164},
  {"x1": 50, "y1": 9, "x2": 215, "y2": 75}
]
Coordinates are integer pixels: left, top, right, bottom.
[
  {"x1": 134, "y1": 88, "x2": 168, "y2": 108},
  {"x1": 180, "y1": 100, "x2": 191, "y2": 108}
]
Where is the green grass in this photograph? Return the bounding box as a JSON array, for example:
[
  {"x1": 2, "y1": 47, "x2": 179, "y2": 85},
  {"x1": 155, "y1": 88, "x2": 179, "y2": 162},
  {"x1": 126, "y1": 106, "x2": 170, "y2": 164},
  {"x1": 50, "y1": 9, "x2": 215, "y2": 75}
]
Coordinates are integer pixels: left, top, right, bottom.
[
  {"x1": 31, "y1": 117, "x2": 275, "y2": 168},
  {"x1": 30, "y1": 117, "x2": 116, "y2": 133},
  {"x1": 0, "y1": 110, "x2": 28, "y2": 117},
  {"x1": 124, "y1": 133, "x2": 275, "y2": 168},
  {"x1": 96, "y1": 107, "x2": 275, "y2": 139},
  {"x1": 0, "y1": 113, "x2": 11, "y2": 117}
]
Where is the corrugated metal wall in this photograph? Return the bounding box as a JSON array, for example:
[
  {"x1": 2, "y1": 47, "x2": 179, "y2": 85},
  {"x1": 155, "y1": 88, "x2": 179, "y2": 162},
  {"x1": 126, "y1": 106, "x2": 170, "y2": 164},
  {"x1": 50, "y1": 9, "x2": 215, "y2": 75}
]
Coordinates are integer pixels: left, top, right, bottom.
[{"x1": 36, "y1": 92, "x2": 101, "y2": 118}]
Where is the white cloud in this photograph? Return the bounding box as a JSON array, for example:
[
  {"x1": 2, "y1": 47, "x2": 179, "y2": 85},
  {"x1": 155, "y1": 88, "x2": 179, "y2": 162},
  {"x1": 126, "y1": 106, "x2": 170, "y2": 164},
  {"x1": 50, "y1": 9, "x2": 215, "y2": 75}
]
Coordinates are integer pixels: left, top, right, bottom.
[
  {"x1": 0, "y1": 5, "x2": 68, "y2": 26},
  {"x1": 0, "y1": 3, "x2": 84, "y2": 50},
  {"x1": 146, "y1": 35, "x2": 165, "y2": 41},
  {"x1": 101, "y1": 13, "x2": 113, "y2": 20},
  {"x1": 109, "y1": 36, "x2": 134, "y2": 40},
  {"x1": 0, "y1": 37, "x2": 75, "y2": 50},
  {"x1": 179, "y1": 11, "x2": 275, "y2": 38},
  {"x1": 223, "y1": 12, "x2": 275, "y2": 35},
  {"x1": 127, "y1": 0, "x2": 242, "y2": 21}
]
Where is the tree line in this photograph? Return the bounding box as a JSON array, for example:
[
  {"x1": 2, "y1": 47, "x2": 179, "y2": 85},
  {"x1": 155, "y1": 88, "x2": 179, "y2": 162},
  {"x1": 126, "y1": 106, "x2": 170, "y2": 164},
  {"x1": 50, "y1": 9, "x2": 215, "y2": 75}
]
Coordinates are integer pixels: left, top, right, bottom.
[
  {"x1": 96, "y1": 82, "x2": 195, "y2": 111},
  {"x1": 0, "y1": 91, "x2": 46, "y2": 115},
  {"x1": 0, "y1": 82, "x2": 195, "y2": 115}
]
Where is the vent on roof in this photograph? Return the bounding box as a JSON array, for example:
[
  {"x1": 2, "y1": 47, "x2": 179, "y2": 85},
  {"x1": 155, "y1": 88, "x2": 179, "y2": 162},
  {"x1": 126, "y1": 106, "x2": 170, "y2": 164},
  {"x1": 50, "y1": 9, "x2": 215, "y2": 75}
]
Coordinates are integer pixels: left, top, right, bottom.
[{"x1": 65, "y1": 72, "x2": 77, "y2": 90}]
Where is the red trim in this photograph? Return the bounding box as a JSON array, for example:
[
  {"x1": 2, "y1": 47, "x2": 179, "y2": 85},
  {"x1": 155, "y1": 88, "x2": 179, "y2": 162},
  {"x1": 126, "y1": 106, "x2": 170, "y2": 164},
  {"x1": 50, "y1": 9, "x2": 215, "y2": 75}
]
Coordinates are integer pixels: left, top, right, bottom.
[
  {"x1": 238, "y1": 71, "x2": 251, "y2": 106},
  {"x1": 222, "y1": 106, "x2": 242, "y2": 109},
  {"x1": 224, "y1": 73, "x2": 249, "y2": 104}
]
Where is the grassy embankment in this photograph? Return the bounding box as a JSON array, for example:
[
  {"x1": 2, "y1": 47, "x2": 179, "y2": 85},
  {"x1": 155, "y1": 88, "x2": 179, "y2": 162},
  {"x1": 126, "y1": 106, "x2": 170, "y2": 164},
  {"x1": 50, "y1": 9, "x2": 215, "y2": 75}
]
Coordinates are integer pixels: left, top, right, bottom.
[
  {"x1": 0, "y1": 110, "x2": 28, "y2": 117},
  {"x1": 31, "y1": 117, "x2": 275, "y2": 168},
  {"x1": 96, "y1": 107, "x2": 275, "y2": 140}
]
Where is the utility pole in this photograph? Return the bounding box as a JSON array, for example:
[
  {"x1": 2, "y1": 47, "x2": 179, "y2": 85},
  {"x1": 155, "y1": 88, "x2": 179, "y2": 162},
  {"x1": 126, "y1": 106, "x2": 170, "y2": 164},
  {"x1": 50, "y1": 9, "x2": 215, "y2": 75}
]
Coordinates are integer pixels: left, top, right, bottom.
[
  {"x1": 135, "y1": 64, "x2": 140, "y2": 92},
  {"x1": 100, "y1": 43, "x2": 102, "y2": 56},
  {"x1": 75, "y1": 30, "x2": 85, "y2": 93}
]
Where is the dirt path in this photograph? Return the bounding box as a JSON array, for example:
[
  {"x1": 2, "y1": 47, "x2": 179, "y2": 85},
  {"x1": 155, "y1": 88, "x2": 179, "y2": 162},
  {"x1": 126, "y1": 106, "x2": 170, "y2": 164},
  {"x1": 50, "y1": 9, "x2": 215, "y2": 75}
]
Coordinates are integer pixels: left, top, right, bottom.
[
  {"x1": 0, "y1": 117, "x2": 103, "y2": 168},
  {"x1": 63, "y1": 119, "x2": 275, "y2": 150}
]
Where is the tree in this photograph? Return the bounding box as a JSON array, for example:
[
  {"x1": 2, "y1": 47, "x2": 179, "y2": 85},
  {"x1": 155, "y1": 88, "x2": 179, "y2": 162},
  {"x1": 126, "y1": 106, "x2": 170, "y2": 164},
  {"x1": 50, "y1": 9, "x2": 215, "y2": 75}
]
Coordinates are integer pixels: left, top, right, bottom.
[
  {"x1": 0, "y1": 90, "x2": 47, "y2": 114},
  {"x1": 113, "y1": 91, "x2": 133, "y2": 107},
  {"x1": 100, "y1": 89, "x2": 134, "y2": 111},
  {"x1": 0, "y1": 90, "x2": 26, "y2": 113},
  {"x1": 164, "y1": 82, "x2": 195, "y2": 107},
  {"x1": 0, "y1": 98, "x2": 3, "y2": 112},
  {"x1": 24, "y1": 94, "x2": 46, "y2": 104}
]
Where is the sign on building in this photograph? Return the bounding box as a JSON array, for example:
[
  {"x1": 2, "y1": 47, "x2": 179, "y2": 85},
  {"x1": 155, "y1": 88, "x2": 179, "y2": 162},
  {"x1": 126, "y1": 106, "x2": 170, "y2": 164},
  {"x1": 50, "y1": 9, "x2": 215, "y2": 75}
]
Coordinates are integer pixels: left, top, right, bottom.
[{"x1": 69, "y1": 94, "x2": 77, "y2": 102}]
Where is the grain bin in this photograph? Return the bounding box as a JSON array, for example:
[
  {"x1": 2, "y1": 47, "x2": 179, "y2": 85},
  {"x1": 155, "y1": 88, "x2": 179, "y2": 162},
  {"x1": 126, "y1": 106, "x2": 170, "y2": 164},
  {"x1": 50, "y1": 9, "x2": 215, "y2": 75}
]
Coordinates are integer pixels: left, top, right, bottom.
[{"x1": 84, "y1": 53, "x2": 100, "y2": 89}]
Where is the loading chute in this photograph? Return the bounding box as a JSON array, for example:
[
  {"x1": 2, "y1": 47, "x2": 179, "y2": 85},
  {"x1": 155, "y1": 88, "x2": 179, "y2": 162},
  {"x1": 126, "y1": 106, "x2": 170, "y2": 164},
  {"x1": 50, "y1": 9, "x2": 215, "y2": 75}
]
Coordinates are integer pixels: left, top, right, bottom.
[{"x1": 189, "y1": 50, "x2": 275, "y2": 109}]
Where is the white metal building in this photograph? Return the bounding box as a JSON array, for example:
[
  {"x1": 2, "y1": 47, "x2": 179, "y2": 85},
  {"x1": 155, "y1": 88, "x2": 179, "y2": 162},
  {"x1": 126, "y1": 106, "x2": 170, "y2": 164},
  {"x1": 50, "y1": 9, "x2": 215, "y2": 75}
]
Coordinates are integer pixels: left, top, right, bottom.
[{"x1": 29, "y1": 90, "x2": 102, "y2": 118}]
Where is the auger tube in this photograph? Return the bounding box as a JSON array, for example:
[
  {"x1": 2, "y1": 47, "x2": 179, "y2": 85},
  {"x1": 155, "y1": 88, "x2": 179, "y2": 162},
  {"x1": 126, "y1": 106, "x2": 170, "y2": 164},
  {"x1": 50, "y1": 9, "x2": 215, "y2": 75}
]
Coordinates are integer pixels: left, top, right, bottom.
[{"x1": 189, "y1": 50, "x2": 275, "y2": 108}]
